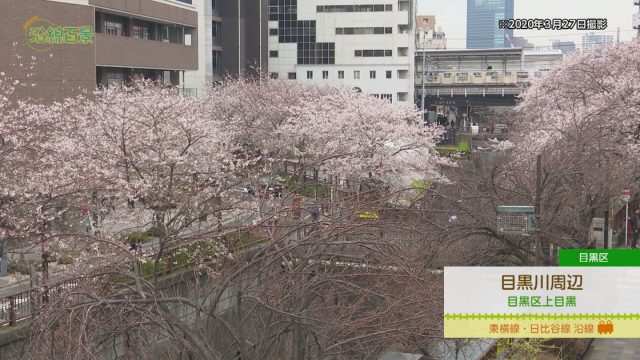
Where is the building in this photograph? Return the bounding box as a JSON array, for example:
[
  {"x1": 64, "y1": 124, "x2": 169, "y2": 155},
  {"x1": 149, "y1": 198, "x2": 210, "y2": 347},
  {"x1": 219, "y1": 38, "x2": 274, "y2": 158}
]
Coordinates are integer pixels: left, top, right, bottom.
[
  {"x1": 581, "y1": 33, "x2": 613, "y2": 50},
  {"x1": 466, "y1": 0, "x2": 514, "y2": 49},
  {"x1": 2, "y1": 0, "x2": 199, "y2": 101},
  {"x1": 416, "y1": 27, "x2": 447, "y2": 50},
  {"x1": 183, "y1": 0, "x2": 223, "y2": 95},
  {"x1": 220, "y1": 0, "x2": 268, "y2": 77},
  {"x1": 511, "y1": 36, "x2": 534, "y2": 49},
  {"x1": 416, "y1": 15, "x2": 436, "y2": 32},
  {"x1": 551, "y1": 40, "x2": 576, "y2": 55},
  {"x1": 184, "y1": 0, "x2": 269, "y2": 96},
  {"x1": 267, "y1": 0, "x2": 416, "y2": 104}
]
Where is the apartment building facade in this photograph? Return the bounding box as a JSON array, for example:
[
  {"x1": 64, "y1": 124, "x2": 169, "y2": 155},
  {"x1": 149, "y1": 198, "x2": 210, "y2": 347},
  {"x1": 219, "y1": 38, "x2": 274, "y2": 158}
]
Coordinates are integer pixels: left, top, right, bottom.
[
  {"x1": 2, "y1": 0, "x2": 198, "y2": 101},
  {"x1": 267, "y1": 0, "x2": 416, "y2": 104}
]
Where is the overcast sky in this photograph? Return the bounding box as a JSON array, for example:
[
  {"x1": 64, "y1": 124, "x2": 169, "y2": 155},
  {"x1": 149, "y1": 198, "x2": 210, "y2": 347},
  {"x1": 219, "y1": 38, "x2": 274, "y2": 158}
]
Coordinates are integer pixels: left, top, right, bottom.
[{"x1": 417, "y1": 0, "x2": 637, "y2": 49}]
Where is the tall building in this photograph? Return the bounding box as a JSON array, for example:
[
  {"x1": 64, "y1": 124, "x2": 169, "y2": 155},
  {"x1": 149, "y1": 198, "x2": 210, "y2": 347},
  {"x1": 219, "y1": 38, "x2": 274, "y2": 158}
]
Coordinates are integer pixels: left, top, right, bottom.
[
  {"x1": 219, "y1": 0, "x2": 269, "y2": 77},
  {"x1": 267, "y1": 0, "x2": 416, "y2": 104},
  {"x1": 466, "y1": 0, "x2": 514, "y2": 49},
  {"x1": 184, "y1": 0, "x2": 269, "y2": 96},
  {"x1": 3, "y1": 0, "x2": 199, "y2": 101},
  {"x1": 551, "y1": 40, "x2": 576, "y2": 55},
  {"x1": 581, "y1": 33, "x2": 613, "y2": 50},
  {"x1": 184, "y1": 0, "x2": 223, "y2": 95}
]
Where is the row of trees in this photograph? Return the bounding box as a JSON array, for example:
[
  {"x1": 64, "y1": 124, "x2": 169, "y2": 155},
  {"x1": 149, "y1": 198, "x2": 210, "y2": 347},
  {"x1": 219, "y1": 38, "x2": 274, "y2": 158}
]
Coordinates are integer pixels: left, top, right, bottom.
[
  {"x1": 2, "y1": 40, "x2": 638, "y2": 358},
  {"x1": 1, "y1": 75, "x2": 449, "y2": 359}
]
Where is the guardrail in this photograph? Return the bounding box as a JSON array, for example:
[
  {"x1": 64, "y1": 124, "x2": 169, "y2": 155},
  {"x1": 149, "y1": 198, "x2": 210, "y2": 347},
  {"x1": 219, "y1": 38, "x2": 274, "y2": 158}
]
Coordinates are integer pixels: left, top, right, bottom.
[
  {"x1": 0, "y1": 226, "x2": 265, "y2": 327},
  {"x1": 0, "y1": 278, "x2": 80, "y2": 327}
]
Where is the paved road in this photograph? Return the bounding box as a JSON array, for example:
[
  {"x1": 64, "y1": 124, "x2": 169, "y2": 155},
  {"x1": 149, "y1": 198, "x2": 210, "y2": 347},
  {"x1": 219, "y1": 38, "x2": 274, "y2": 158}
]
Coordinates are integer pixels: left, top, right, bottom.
[{"x1": 583, "y1": 339, "x2": 640, "y2": 360}]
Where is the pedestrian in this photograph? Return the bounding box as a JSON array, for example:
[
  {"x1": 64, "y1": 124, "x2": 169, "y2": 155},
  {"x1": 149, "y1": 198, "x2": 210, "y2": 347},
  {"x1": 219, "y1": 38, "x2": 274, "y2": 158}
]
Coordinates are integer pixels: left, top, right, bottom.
[{"x1": 631, "y1": 206, "x2": 640, "y2": 249}]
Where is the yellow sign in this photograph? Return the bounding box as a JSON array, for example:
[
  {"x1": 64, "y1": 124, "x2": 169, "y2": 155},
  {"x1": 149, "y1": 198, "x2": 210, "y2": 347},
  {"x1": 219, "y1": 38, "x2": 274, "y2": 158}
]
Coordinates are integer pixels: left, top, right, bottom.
[{"x1": 356, "y1": 211, "x2": 380, "y2": 220}]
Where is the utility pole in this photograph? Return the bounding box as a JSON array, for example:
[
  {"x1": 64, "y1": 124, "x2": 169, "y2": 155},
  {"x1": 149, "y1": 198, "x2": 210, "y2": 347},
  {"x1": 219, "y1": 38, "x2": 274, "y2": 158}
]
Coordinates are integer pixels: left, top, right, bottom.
[
  {"x1": 420, "y1": 51, "x2": 428, "y2": 123},
  {"x1": 534, "y1": 155, "x2": 543, "y2": 265},
  {"x1": 604, "y1": 210, "x2": 609, "y2": 249}
]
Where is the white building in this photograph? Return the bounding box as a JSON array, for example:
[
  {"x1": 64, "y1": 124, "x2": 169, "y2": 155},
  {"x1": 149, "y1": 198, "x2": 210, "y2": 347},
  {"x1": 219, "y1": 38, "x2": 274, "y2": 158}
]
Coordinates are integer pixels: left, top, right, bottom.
[
  {"x1": 267, "y1": 0, "x2": 416, "y2": 104},
  {"x1": 581, "y1": 33, "x2": 613, "y2": 50}
]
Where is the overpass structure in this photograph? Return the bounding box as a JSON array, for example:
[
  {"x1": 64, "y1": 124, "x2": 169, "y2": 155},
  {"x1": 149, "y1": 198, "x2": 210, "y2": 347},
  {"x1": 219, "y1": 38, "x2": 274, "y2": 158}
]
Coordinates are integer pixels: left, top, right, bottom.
[{"x1": 415, "y1": 48, "x2": 563, "y2": 109}]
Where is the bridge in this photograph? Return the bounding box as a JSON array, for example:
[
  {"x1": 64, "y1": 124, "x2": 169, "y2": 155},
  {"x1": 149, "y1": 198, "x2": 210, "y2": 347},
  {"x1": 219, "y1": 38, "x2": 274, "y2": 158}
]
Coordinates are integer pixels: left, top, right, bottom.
[{"x1": 415, "y1": 48, "x2": 563, "y2": 108}]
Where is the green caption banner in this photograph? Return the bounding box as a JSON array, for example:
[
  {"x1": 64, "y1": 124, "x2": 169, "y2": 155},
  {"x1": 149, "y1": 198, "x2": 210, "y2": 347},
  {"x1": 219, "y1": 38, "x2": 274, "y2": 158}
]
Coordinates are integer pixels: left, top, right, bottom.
[{"x1": 558, "y1": 249, "x2": 640, "y2": 266}]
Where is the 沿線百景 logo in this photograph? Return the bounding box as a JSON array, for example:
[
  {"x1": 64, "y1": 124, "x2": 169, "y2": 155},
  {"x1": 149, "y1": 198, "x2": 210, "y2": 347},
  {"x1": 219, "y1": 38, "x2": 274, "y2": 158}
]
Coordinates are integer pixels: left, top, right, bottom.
[{"x1": 24, "y1": 16, "x2": 94, "y2": 52}]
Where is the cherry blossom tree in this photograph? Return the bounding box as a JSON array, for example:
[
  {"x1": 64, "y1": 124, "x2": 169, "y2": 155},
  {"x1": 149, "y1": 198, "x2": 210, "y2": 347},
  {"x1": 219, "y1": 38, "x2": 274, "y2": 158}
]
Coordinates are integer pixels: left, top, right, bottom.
[
  {"x1": 423, "y1": 42, "x2": 640, "y2": 268},
  {"x1": 16, "y1": 77, "x2": 448, "y2": 359}
]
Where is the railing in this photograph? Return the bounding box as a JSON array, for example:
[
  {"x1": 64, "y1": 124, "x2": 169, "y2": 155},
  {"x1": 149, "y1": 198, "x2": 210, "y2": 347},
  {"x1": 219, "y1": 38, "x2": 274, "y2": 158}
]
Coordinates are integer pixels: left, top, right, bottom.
[
  {"x1": 0, "y1": 226, "x2": 264, "y2": 327},
  {"x1": 0, "y1": 278, "x2": 80, "y2": 326}
]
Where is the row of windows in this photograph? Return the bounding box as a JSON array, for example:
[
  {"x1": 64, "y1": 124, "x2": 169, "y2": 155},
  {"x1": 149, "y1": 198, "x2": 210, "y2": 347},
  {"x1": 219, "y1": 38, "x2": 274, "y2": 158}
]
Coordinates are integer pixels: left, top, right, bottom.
[
  {"x1": 371, "y1": 94, "x2": 393, "y2": 102},
  {"x1": 272, "y1": 70, "x2": 396, "y2": 80},
  {"x1": 98, "y1": 13, "x2": 192, "y2": 45},
  {"x1": 355, "y1": 50, "x2": 393, "y2": 57},
  {"x1": 268, "y1": 0, "x2": 336, "y2": 65},
  {"x1": 421, "y1": 72, "x2": 530, "y2": 78},
  {"x1": 316, "y1": 4, "x2": 393, "y2": 12},
  {"x1": 336, "y1": 27, "x2": 392, "y2": 35}
]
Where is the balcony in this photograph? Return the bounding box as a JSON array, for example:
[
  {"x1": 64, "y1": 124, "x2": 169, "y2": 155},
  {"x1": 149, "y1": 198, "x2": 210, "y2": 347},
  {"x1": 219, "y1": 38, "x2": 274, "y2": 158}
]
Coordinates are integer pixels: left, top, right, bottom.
[{"x1": 95, "y1": 33, "x2": 197, "y2": 70}]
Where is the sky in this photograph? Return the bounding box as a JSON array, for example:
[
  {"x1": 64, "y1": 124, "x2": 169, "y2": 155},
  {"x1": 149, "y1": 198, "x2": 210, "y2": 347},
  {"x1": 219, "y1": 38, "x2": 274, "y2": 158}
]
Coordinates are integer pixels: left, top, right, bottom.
[{"x1": 417, "y1": 0, "x2": 637, "y2": 49}]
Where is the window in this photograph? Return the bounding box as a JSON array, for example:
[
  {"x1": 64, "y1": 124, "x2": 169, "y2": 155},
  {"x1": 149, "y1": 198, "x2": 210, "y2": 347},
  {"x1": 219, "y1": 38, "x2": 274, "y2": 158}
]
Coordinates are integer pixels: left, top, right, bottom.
[
  {"x1": 307, "y1": 71, "x2": 313, "y2": 79},
  {"x1": 473, "y1": 72, "x2": 482, "y2": 77},
  {"x1": 212, "y1": 22, "x2": 221, "y2": 42},
  {"x1": 336, "y1": 27, "x2": 391, "y2": 35},
  {"x1": 212, "y1": 0, "x2": 220, "y2": 16},
  {"x1": 269, "y1": 28, "x2": 278, "y2": 36},
  {"x1": 288, "y1": 72, "x2": 297, "y2": 79},
  {"x1": 322, "y1": 70, "x2": 328, "y2": 79},
  {"x1": 386, "y1": 70, "x2": 392, "y2": 79},
  {"x1": 370, "y1": 70, "x2": 376, "y2": 79},
  {"x1": 316, "y1": 4, "x2": 394, "y2": 12},
  {"x1": 338, "y1": 70, "x2": 344, "y2": 79},
  {"x1": 213, "y1": 51, "x2": 222, "y2": 74},
  {"x1": 160, "y1": 25, "x2": 169, "y2": 42},
  {"x1": 355, "y1": 50, "x2": 393, "y2": 57},
  {"x1": 106, "y1": 71, "x2": 124, "y2": 87},
  {"x1": 132, "y1": 21, "x2": 150, "y2": 40},
  {"x1": 270, "y1": 72, "x2": 279, "y2": 79},
  {"x1": 105, "y1": 20, "x2": 124, "y2": 36},
  {"x1": 269, "y1": 50, "x2": 279, "y2": 58},
  {"x1": 380, "y1": 94, "x2": 392, "y2": 102},
  {"x1": 443, "y1": 73, "x2": 452, "y2": 78},
  {"x1": 354, "y1": 70, "x2": 360, "y2": 79}
]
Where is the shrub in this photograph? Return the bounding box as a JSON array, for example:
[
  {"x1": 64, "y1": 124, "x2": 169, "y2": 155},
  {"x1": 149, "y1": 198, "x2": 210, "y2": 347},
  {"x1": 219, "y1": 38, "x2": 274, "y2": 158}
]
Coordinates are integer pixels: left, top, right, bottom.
[
  {"x1": 144, "y1": 227, "x2": 162, "y2": 237},
  {"x1": 57, "y1": 255, "x2": 74, "y2": 265}
]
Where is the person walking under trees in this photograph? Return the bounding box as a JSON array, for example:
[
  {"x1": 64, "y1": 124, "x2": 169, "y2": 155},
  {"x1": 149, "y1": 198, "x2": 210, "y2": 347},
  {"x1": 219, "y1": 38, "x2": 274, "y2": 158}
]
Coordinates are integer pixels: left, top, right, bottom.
[{"x1": 631, "y1": 206, "x2": 640, "y2": 249}]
